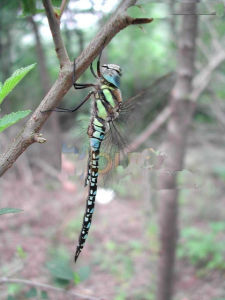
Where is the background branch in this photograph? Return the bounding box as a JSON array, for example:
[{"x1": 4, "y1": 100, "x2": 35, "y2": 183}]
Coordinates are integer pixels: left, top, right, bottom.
[
  {"x1": 59, "y1": 0, "x2": 68, "y2": 18},
  {"x1": 0, "y1": 277, "x2": 102, "y2": 300},
  {"x1": 126, "y1": 106, "x2": 171, "y2": 153}
]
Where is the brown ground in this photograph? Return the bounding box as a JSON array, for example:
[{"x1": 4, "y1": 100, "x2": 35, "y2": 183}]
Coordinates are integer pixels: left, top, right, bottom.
[{"x1": 0, "y1": 125, "x2": 225, "y2": 300}]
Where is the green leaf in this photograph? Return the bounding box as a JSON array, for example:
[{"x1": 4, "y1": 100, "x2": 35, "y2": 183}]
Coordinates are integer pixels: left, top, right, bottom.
[
  {"x1": 17, "y1": 245, "x2": 27, "y2": 259},
  {"x1": 7, "y1": 296, "x2": 17, "y2": 300},
  {"x1": 0, "y1": 110, "x2": 31, "y2": 132},
  {"x1": 0, "y1": 208, "x2": 23, "y2": 215},
  {"x1": 77, "y1": 265, "x2": 91, "y2": 282},
  {"x1": 52, "y1": 0, "x2": 61, "y2": 6},
  {"x1": 0, "y1": 63, "x2": 36, "y2": 105},
  {"x1": 25, "y1": 287, "x2": 37, "y2": 298},
  {"x1": 7, "y1": 283, "x2": 22, "y2": 295},
  {"x1": 41, "y1": 291, "x2": 49, "y2": 299},
  {"x1": 73, "y1": 273, "x2": 80, "y2": 285},
  {"x1": 21, "y1": 0, "x2": 36, "y2": 15},
  {"x1": 46, "y1": 260, "x2": 74, "y2": 281},
  {"x1": 214, "y1": 3, "x2": 225, "y2": 17}
]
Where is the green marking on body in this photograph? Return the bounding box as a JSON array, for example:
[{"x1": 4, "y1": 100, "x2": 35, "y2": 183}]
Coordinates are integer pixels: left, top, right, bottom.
[
  {"x1": 103, "y1": 88, "x2": 115, "y2": 108},
  {"x1": 93, "y1": 131, "x2": 101, "y2": 139},
  {"x1": 93, "y1": 118, "x2": 103, "y2": 127},
  {"x1": 101, "y1": 84, "x2": 114, "y2": 90},
  {"x1": 97, "y1": 100, "x2": 107, "y2": 119}
]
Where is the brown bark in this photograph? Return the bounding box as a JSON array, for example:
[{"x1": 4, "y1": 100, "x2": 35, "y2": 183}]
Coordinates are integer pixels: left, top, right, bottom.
[
  {"x1": 156, "y1": 2, "x2": 198, "y2": 300},
  {"x1": 29, "y1": 16, "x2": 61, "y2": 169}
]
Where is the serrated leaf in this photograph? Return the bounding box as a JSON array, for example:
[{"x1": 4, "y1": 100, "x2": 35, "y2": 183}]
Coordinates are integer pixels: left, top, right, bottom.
[
  {"x1": 0, "y1": 208, "x2": 23, "y2": 215},
  {"x1": 0, "y1": 110, "x2": 31, "y2": 132},
  {"x1": 0, "y1": 63, "x2": 36, "y2": 105}
]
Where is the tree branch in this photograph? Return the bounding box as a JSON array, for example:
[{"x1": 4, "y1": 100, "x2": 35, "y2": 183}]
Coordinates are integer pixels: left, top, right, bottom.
[
  {"x1": 0, "y1": 0, "x2": 153, "y2": 177},
  {"x1": 59, "y1": 0, "x2": 68, "y2": 18},
  {"x1": 42, "y1": 0, "x2": 70, "y2": 67},
  {"x1": 191, "y1": 49, "x2": 225, "y2": 101},
  {"x1": 0, "y1": 277, "x2": 102, "y2": 300},
  {"x1": 126, "y1": 106, "x2": 171, "y2": 153}
]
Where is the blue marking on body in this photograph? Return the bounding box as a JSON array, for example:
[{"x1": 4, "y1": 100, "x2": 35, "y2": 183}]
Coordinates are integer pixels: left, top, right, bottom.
[
  {"x1": 90, "y1": 138, "x2": 100, "y2": 150},
  {"x1": 103, "y1": 74, "x2": 120, "y2": 88}
]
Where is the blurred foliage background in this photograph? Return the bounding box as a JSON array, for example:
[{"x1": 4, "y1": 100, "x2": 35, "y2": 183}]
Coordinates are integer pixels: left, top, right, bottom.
[{"x1": 0, "y1": 0, "x2": 225, "y2": 300}]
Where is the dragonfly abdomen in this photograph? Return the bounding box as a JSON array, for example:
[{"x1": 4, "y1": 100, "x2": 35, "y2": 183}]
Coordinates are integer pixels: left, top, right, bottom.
[{"x1": 74, "y1": 118, "x2": 105, "y2": 262}]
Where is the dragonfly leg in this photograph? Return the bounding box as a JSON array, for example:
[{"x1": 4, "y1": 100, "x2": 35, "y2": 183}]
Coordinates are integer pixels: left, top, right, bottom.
[
  {"x1": 90, "y1": 62, "x2": 97, "y2": 78},
  {"x1": 42, "y1": 91, "x2": 94, "y2": 113},
  {"x1": 73, "y1": 59, "x2": 96, "y2": 90},
  {"x1": 97, "y1": 37, "x2": 107, "y2": 77}
]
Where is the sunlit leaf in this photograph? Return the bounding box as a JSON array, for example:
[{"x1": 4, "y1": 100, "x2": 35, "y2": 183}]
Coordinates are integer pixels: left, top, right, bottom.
[
  {"x1": 17, "y1": 245, "x2": 27, "y2": 259},
  {"x1": 0, "y1": 110, "x2": 31, "y2": 132},
  {"x1": 73, "y1": 273, "x2": 80, "y2": 285},
  {"x1": 0, "y1": 64, "x2": 36, "y2": 105}
]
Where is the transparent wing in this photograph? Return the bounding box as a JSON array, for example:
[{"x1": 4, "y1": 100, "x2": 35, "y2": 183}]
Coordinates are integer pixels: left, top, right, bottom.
[{"x1": 97, "y1": 72, "x2": 175, "y2": 185}]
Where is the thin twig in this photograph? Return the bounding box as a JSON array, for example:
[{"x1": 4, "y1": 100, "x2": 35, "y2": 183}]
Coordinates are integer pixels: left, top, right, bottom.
[
  {"x1": 126, "y1": 106, "x2": 171, "y2": 153},
  {"x1": 0, "y1": 0, "x2": 153, "y2": 177},
  {"x1": 59, "y1": 0, "x2": 68, "y2": 18},
  {"x1": 0, "y1": 277, "x2": 103, "y2": 300},
  {"x1": 191, "y1": 49, "x2": 225, "y2": 101},
  {"x1": 42, "y1": 0, "x2": 70, "y2": 67}
]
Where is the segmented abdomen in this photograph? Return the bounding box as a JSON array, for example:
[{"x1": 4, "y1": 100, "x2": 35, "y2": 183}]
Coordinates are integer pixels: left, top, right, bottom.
[
  {"x1": 74, "y1": 118, "x2": 105, "y2": 262},
  {"x1": 75, "y1": 85, "x2": 122, "y2": 262}
]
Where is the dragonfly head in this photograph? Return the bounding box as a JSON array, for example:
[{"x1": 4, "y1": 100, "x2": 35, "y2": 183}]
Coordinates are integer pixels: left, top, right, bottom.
[{"x1": 101, "y1": 64, "x2": 122, "y2": 88}]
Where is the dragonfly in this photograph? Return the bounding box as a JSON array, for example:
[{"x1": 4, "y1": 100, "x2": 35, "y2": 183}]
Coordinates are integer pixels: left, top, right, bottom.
[
  {"x1": 52, "y1": 42, "x2": 126, "y2": 262},
  {"x1": 46, "y1": 43, "x2": 173, "y2": 263}
]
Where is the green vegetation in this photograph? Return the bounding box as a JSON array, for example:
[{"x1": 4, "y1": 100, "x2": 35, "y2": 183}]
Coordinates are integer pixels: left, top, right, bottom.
[{"x1": 178, "y1": 222, "x2": 225, "y2": 273}]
